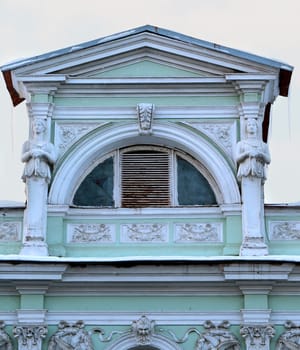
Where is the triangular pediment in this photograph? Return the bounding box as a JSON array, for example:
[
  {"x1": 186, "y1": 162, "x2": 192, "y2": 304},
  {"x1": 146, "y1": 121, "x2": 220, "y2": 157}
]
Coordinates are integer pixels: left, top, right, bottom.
[
  {"x1": 55, "y1": 52, "x2": 237, "y2": 79},
  {"x1": 2, "y1": 25, "x2": 292, "y2": 106},
  {"x1": 73, "y1": 60, "x2": 207, "y2": 78},
  {"x1": 4, "y1": 26, "x2": 287, "y2": 77}
]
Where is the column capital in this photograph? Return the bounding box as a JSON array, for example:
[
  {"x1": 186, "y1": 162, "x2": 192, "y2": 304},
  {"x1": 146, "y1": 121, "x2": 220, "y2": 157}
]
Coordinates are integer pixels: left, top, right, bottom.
[
  {"x1": 240, "y1": 324, "x2": 275, "y2": 350},
  {"x1": 13, "y1": 325, "x2": 47, "y2": 350}
]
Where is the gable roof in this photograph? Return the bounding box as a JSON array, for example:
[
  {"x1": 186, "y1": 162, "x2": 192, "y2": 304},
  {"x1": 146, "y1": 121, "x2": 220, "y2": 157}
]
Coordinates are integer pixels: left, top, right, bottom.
[{"x1": 1, "y1": 25, "x2": 293, "y2": 106}]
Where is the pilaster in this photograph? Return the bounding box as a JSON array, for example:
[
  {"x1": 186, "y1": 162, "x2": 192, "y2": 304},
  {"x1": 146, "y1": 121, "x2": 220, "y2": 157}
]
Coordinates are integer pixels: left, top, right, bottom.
[{"x1": 232, "y1": 79, "x2": 270, "y2": 256}]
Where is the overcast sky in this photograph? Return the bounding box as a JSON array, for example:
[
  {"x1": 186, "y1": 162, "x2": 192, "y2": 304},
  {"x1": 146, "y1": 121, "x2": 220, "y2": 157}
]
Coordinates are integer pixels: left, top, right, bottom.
[{"x1": 0, "y1": 0, "x2": 299, "y2": 203}]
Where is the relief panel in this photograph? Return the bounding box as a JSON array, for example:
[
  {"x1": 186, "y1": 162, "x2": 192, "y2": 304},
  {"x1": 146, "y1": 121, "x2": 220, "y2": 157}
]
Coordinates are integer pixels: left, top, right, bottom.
[
  {"x1": 186, "y1": 121, "x2": 236, "y2": 158},
  {"x1": 66, "y1": 223, "x2": 116, "y2": 243},
  {"x1": 54, "y1": 122, "x2": 104, "y2": 156},
  {"x1": 174, "y1": 222, "x2": 223, "y2": 243},
  {"x1": 0, "y1": 222, "x2": 21, "y2": 242},
  {"x1": 269, "y1": 221, "x2": 300, "y2": 240},
  {"x1": 120, "y1": 223, "x2": 169, "y2": 243}
]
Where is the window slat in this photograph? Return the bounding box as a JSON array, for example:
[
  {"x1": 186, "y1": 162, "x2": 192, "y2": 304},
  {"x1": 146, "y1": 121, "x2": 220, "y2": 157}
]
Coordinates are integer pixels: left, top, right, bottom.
[{"x1": 121, "y1": 151, "x2": 170, "y2": 208}]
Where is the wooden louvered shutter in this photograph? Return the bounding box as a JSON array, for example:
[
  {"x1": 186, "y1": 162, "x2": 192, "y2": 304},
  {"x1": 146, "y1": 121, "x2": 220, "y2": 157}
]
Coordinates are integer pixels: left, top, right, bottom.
[{"x1": 121, "y1": 151, "x2": 170, "y2": 208}]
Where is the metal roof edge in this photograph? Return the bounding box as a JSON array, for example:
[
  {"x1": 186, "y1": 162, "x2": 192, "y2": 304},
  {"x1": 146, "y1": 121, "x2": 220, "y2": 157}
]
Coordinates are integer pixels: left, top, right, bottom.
[
  {"x1": 1, "y1": 25, "x2": 293, "y2": 73},
  {"x1": 1, "y1": 25, "x2": 293, "y2": 105}
]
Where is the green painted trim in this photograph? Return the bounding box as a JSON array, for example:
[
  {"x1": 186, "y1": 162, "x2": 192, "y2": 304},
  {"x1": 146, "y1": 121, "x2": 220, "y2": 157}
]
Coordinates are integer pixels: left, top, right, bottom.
[
  {"x1": 54, "y1": 96, "x2": 239, "y2": 107},
  {"x1": 20, "y1": 294, "x2": 44, "y2": 309}
]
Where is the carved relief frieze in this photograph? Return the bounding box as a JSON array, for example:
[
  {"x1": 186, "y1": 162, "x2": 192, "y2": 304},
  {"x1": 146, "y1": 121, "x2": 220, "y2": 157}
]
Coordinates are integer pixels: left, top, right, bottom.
[
  {"x1": 269, "y1": 221, "x2": 300, "y2": 240},
  {"x1": 92, "y1": 316, "x2": 241, "y2": 350},
  {"x1": 161, "y1": 320, "x2": 240, "y2": 350},
  {"x1": 186, "y1": 122, "x2": 236, "y2": 157},
  {"x1": 48, "y1": 321, "x2": 94, "y2": 350},
  {"x1": 13, "y1": 325, "x2": 47, "y2": 350},
  {"x1": 67, "y1": 223, "x2": 116, "y2": 243},
  {"x1": 196, "y1": 321, "x2": 240, "y2": 350},
  {"x1": 54, "y1": 123, "x2": 103, "y2": 156},
  {"x1": 120, "y1": 223, "x2": 168, "y2": 243},
  {"x1": 174, "y1": 222, "x2": 222, "y2": 242},
  {"x1": 276, "y1": 321, "x2": 300, "y2": 350},
  {"x1": 240, "y1": 325, "x2": 275, "y2": 350},
  {"x1": 0, "y1": 321, "x2": 13, "y2": 350},
  {"x1": 0, "y1": 222, "x2": 21, "y2": 241}
]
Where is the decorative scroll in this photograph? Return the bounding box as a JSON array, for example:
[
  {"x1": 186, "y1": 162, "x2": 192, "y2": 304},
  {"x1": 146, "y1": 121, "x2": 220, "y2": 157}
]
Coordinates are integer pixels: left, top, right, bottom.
[
  {"x1": 240, "y1": 325, "x2": 275, "y2": 350},
  {"x1": 137, "y1": 103, "x2": 155, "y2": 135},
  {"x1": 269, "y1": 221, "x2": 300, "y2": 240},
  {"x1": 0, "y1": 321, "x2": 12, "y2": 350},
  {"x1": 276, "y1": 321, "x2": 300, "y2": 350},
  {"x1": 93, "y1": 315, "x2": 180, "y2": 349},
  {"x1": 120, "y1": 223, "x2": 168, "y2": 243},
  {"x1": 14, "y1": 325, "x2": 47, "y2": 350},
  {"x1": 67, "y1": 224, "x2": 115, "y2": 243},
  {"x1": 48, "y1": 321, "x2": 94, "y2": 350},
  {"x1": 161, "y1": 320, "x2": 240, "y2": 350},
  {"x1": 0, "y1": 222, "x2": 21, "y2": 241},
  {"x1": 93, "y1": 316, "x2": 240, "y2": 350},
  {"x1": 174, "y1": 223, "x2": 222, "y2": 242},
  {"x1": 55, "y1": 123, "x2": 101, "y2": 156}
]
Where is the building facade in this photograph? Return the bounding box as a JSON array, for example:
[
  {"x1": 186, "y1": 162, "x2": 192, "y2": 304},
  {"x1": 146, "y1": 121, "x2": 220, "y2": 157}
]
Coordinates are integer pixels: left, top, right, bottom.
[{"x1": 0, "y1": 26, "x2": 298, "y2": 350}]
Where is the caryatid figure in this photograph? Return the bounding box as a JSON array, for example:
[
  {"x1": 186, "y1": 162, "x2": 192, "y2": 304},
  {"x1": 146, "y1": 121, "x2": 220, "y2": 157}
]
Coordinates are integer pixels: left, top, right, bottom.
[
  {"x1": 20, "y1": 117, "x2": 57, "y2": 255},
  {"x1": 236, "y1": 118, "x2": 271, "y2": 255}
]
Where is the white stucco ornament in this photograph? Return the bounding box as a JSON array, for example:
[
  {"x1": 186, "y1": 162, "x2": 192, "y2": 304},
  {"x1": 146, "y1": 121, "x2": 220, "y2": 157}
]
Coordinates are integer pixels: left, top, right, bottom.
[
  {"x1": 20, "y1": 116, "x2": 57, "y2": 256},
  {"x1": 137, "y1": 103, "x2": 155, "y2": 135},
  {"x1": 236, "y1": 118, "x2": 270, "y2": 256}
]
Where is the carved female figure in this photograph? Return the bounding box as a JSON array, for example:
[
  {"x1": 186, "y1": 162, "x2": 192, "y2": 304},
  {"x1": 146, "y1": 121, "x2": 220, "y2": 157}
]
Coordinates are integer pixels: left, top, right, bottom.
[
  {"x1": 236, "y1": 118, "x2": 270, "y2": 182},
  {"x1": 235, "y1": 118, "x2": 270, "y2": 255},
  {"x1": 20, "y1": 117, "x2": 57, "y2": 255}
]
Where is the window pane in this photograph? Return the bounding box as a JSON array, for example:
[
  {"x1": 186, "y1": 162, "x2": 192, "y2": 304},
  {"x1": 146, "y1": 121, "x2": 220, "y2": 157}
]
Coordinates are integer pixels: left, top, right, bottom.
[
  {"x1": 177, "y1": 156, "x2": 216, "y2": 205},
  {"x1": 73, "y1": 157, "x2": 114, "y2": 207}
]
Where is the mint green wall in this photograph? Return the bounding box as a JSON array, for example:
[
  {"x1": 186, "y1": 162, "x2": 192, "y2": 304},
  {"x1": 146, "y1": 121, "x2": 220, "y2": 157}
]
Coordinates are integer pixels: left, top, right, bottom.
[
  {"x1": 91, "y1": 60, "x2": 203, "y2": 78},
  {"x1": 44, "y1": 295, "x2": 243, "y2": 312},
  {"x1": 53, "y1": 96, "x2": 239, "y2": 108}
]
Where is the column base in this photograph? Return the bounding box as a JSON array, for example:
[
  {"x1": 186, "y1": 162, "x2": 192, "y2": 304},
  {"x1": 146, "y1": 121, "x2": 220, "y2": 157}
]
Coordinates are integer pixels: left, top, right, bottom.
[
  {"x1": 20, "y1": 242, "x2": 49, "y2": 256},
  {"x1": 240, "y1": 237, "x2": 269, "y2": 256}
]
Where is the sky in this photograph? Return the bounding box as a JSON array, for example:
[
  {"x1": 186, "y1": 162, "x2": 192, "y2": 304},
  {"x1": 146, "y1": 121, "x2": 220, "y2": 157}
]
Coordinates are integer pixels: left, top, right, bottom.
[{"x1": 0, "y1": 0, "x2": 299, "y2": 204}]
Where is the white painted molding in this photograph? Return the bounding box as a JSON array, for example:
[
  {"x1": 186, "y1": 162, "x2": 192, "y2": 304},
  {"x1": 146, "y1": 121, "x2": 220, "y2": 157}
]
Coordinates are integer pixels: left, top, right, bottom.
[
  {"x1": 241, "y1": 309, "x2": 272, "y2": 324},
  {"x1": 16, "y1": 309, "x2": 47, "y2": 324},
  {"x1": 49, "y1": 122, "x2": 240, "y2": 205}
]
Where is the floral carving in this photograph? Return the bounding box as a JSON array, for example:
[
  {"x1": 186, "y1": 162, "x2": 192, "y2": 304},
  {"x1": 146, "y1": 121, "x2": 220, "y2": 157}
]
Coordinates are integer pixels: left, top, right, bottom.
[
  {"x1": 55, "y1": 123, "x2": 100, "y2": 155},
  {"x1": 48, "y1": 321, "x2": 94, "y2": 350},
  {"x1": 121, "y1": 223, "x2": 168, "y2": 242},
  {"x1": 174, "y1": 223, "x2": 221, "y2": 242},
  {"x1": 187, "y1": 122, "x2": 234, "y2": 156},
  {"x1": 0, "y1": 222, "x2": 21, "y2": 241},
  {"x1": 269, "y1": 222, "x2": 300, "y2": 240},
  {"x1": 0, "y1": 321, "x2": 12, "y2": 350},
  {"x1": 68, "y1": 224, "x2": 115, "y2": 243},
  {"x1": 276, "y1": 321, "x2": 300, "y2": 350},
  {"x1": 196, "y1": 321, "x2": 240, "y2": 350}
]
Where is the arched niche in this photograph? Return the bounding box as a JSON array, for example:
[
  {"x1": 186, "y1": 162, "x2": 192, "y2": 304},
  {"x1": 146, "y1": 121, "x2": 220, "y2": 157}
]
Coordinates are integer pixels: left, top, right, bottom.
[
  {"x1": 104, "y1": 333, "x2": 182, "y2": 350},
  {"x1": 49, "y1": 122, "x2": 240, "y2": 205}
]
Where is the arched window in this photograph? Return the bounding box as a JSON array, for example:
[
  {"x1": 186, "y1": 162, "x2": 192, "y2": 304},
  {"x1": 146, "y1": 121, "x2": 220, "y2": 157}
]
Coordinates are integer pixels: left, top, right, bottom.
[
  {"x1": 128, "y1": 347, "x2": 159, "y2": 350},
  {"x1": 72, "y1": 146, "x2": 217, "y2": 208}
]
